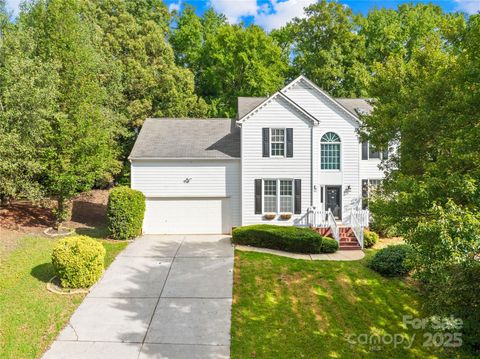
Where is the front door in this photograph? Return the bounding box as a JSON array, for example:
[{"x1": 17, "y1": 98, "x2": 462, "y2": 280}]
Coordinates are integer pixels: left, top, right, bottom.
[{"x1": 325, "y1": 186, "x2": 341, "y2": 219}]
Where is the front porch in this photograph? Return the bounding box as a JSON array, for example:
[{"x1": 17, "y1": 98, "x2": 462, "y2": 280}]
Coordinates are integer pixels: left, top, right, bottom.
[{"x1": 296, "y1": 208, "x2": 370, "y2": 250}]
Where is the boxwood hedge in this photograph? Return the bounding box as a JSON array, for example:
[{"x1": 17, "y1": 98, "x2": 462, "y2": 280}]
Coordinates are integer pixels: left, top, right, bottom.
[
  {"x1": 232, "y1": 224, "x2": 338, "y2": 254},
  {"x1": 52, "y1": 235, "x2": 105, "y2": 288},
  {"x1": 368, "y1": 244, "x2": 414, "y2": 277},
  {"x1": 107, "y1": 186, "x2": 145, "y2": 240}
]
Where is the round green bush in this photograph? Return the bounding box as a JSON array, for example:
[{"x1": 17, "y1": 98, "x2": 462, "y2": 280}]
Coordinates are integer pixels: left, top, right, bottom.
[
  {"x1": 107, "y1": 186, "x2": 145, "y2": 240},
  {"x1": 364, "y1": 229, "x2": 379, "y2": 248},
  {"x1": 321, "y1": 237, "x2": 339, "y2": 253},
  {"x1": 368, "y1": 244, "x2": 414, "y2": 277},
  {"x1": 52, "y1": 235, "x2": 106, "y2": 288}
]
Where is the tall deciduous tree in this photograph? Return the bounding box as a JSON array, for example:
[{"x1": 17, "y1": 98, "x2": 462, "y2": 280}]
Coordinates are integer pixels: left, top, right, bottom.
[
  {"x1": 82, "y1": 0, "x2": 207, "y2": 130},
  {"x1": 363, "y1": 13, "x2": 479, "y2": 348},
  {"x1": 20, "y1": 0, "x2": 123, "y2": 225},
  {"x1": 0, "y1": 24, "x2": 59, "y2": 205},
  {"x1": 170, "y1": 7, "x2": 287, "y2": 117},
  {"x1": 272, "y1": 0, "x2": 368, "y2": 97}
]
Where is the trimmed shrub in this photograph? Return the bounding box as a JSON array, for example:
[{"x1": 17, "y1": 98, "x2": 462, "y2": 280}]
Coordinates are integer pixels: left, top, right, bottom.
[
  {"x1": 321, "y1": 237, "x2": 339, "y2": 253},
  {"x1": 232, "y1": 225, "x2": 337, "y2": 254},
  {"x1": 368, "y1": 244, "x2": 414, "y2": 277},
  {"x1": 107, "y1": 186, "x2": 145, "y2": 240},
  {"x1": 364, "y1": 229, "x2": 379, "y2": 248},
  {"x1": 52, "y1": 235, "x2": 106, "y2": 288}
]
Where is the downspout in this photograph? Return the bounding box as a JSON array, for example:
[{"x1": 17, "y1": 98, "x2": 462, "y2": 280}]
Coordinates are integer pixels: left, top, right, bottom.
[{"x1": 310, "y1": 127, "x2": 313, "y2": 207}]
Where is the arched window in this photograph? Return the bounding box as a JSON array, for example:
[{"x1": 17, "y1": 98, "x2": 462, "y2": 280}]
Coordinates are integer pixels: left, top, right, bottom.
[{"x1": 321, "y1": 132, "x2": 341, "y2": 170}]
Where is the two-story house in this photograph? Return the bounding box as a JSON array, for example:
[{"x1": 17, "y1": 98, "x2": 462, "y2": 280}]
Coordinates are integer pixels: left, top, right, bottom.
[{"x1": 129, "y1": 76, "x2": 385, "y2": 246}]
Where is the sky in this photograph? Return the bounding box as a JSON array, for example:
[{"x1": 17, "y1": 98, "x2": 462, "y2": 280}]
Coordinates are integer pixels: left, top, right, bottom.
[{"x1": 5, "y1": 0, "x2": 480, "y2": 31}]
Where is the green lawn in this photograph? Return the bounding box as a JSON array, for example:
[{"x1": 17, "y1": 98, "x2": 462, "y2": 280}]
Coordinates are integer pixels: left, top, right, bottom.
[
  {"x1": 231, "y1": 250, "x2": 472, "y2": 359},
  {"x1": 0, "y1": 235, "x2": 127, "y2": 358}
]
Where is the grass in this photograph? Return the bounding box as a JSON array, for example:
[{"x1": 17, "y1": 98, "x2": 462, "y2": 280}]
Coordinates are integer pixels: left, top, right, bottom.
[
  {"x1": 231, "y1": 250, "x2": 473, "y2": 359},
  {"x1": 0, "y1": 235, "x2": 127, "y2": 358}
]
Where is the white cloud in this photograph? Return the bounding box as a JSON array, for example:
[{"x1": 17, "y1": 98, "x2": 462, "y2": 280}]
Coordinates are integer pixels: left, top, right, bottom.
[
  {"x1": 454, "y1": 0, "x2": 480, "y2": 14},
  {"x1": 5, "y1": 0, "x2": 21, "y2": 17},
  {"x1": 209, "y1": 0, "x2": 257, "y2": 23},
  {"x1": 255, "y1": 0, "x2": 317, "y2": 31},
  {"x1": 169, "y1": 0, "x2": 182, "y2": 12},
  {"x1": 209, "y1": 0, "x2": 316, "y2": 31}
]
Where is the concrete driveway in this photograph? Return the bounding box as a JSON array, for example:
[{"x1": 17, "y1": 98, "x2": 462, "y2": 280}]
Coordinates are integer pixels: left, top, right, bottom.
[{"x1": 43, "y1": 235, "x2": 233, "y2": 359}]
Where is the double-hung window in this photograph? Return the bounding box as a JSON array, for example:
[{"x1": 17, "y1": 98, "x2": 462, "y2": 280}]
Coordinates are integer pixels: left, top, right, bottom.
[
  {"x1": 263, "y1": 180, "x2": 277, "y2": 212},
  {"x1": 279, "y1": 180, "x2": 293, "y2": 212},
  {"x1": 270, "y1": 129, "x2": 285, "y2": 157},
  {"x1": 263, "y1": 179, "x2": 293, "y2": 213}
]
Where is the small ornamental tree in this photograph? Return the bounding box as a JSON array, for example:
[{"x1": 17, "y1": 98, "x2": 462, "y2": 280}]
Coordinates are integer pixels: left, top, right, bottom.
[{"x1": 107, "y1": 187, "x2": 145, "y2": 240}]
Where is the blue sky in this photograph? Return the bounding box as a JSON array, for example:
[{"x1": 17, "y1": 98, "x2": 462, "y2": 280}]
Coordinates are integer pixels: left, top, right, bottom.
[{"x1": 6, "y1": 0, "x2": 480, "y2": 31}]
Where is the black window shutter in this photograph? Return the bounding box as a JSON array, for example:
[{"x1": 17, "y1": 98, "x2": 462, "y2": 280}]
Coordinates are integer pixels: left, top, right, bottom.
[
  {"x1": 362, "y1": 179, "x2": 368, "y2": 209},
  {"x1": 294, "y1": 179, "x2": 301, "y2": 214},
  {"x1": 286, "y1": 128, "x2": 293, "y2": 157},
  {"x1": 255, "y1": 179, "x2": 262, "y2": 214},
  {"x1": 361, "y1": 142, "x2": 368, "y2": 160},
  {"x1": 262, "y1": 128, "x2": 269, "y2": 157}
]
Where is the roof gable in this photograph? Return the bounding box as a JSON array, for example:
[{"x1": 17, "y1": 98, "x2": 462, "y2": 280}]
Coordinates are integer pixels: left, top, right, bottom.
[
  {"x1": 236, "y1": 91, "x2": 319, "y2": 125},
  {"x1": 280, "y1": 75, "x2": 371, "y2": 122},
  {"x1": 281, "y1": 76, "x2": 363, "y2": 123}
]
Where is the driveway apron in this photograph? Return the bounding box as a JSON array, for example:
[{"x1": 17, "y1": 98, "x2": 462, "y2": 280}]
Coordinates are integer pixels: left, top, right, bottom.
[{"x1": 43, "y1": 235, "x2": 233, "y2": 359}]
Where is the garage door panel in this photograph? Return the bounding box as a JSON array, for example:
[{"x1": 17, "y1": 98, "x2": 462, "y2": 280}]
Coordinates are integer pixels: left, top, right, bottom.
[{"x1": 143, "y1": 198, "x2": 231, "y2": 234}]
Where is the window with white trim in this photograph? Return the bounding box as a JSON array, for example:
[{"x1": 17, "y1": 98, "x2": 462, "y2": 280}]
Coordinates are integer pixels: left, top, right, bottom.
[
  {"x1": 271, "y1": 129, "x2": 285, "y2": 156},
  {"x1": 263, "y1": 179, "x2": 293, "y2": 213},
  {"x1": 279, "y1": 180, "x2": 293, "y2": 212},
  {"x1": 321, "y1": 132, "x2": 341, "y2": 170},
  {"x1": 362, "y1": 141, "x2": 389, "y2": 160},
  {"x1": 263, "y1": 180, "x2": 277, "y2": 212}
]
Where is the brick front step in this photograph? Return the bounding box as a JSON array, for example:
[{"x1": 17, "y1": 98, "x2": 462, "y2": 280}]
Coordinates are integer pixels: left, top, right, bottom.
[{"x1": 314, "y1": 226, "x2": 361, "y2": 249}]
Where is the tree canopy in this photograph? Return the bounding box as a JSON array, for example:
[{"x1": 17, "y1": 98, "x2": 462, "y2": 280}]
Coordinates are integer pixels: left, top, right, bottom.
[{"x1": 170, "y1": 7, "x2": 287, "y2": 117}]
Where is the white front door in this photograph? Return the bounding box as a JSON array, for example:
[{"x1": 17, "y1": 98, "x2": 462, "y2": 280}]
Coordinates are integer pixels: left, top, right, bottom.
[{"x1": 143, "y1": 197, "x2": 231, "y2": 234}]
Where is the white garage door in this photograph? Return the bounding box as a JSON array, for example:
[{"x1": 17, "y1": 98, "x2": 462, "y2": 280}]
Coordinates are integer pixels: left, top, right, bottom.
[{"x1": 143, "y1": 197, "x2": 232, "y2": 234}]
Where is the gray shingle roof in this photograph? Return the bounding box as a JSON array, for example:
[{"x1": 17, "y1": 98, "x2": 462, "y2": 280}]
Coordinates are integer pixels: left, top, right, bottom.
[
  {"x1": 129, "y1": 118, "x2": 240, "y2": 160},
  {"x1": 237, "y1": 97, "x2": 267, "y2": 118},
  {"x1": 335, "y1": 98, "x2": 373, "y2": 116}
]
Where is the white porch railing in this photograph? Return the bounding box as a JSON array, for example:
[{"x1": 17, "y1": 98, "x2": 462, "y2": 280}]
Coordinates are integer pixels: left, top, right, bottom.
[
  {"x1": 302, "y1": 207, "x2": 339, "y2": 243},
  {"x1": 350, "y1": 211, "x2": 364, "y2": 248},
  {"x1": 351, "y1": 209, "x2": 370, "y2": 227},
  {"x1": 326, "y1": 209, "x2": 340, "y2": 243},
  {"x1": 305, "y1": 207, "x2": 328, "y2": 227}
]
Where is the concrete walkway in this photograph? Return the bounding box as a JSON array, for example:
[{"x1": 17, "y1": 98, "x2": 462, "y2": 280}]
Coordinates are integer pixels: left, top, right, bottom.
[
  {"x1": 235, "y1": 245, "x2": 365, "y2": 261},
  {"x1": 43, "y1": 235, "x2": 233, "y2": 359}
]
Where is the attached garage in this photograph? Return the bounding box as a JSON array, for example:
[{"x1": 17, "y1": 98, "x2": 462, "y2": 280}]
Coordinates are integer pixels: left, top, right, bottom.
[
  {"x1": 143, "y1": 197, "x2": 232, "y2": 234},
  {"x1": 129, "y1": 118, "x2": 241, "y2": 235}
]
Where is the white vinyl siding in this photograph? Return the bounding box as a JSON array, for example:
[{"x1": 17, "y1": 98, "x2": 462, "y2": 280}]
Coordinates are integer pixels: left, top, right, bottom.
[
  {"x1": 284, "y1": 80, "x2": 362, "y2": 222},
  {"x1": 131, "y1": 159, "x2": 241, "y2": 229},
  {"x1": 241, "y1": 95, "x2": 311, "y2": 225}
]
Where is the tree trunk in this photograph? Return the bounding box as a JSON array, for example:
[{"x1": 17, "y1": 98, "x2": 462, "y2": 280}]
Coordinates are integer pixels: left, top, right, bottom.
[{"x1": 0, "y1": 196, "x2": 11, "y2": 207}]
